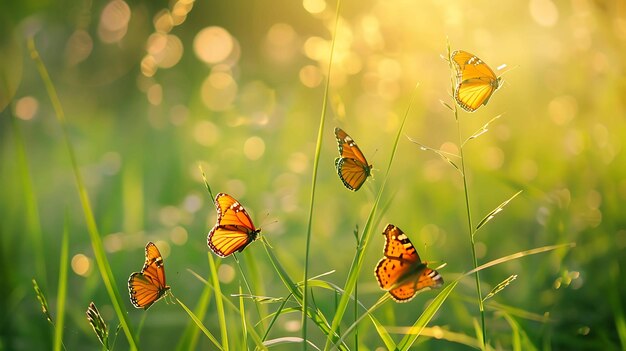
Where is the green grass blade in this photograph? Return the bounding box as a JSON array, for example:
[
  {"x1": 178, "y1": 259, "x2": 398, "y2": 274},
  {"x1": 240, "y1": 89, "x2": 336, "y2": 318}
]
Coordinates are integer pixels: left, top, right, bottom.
[
  {"x1": 465, "y1": 243, "x2": 576, "y2": 277},
  {"x1": 324, "y1": 85, "x2": 419, "y2": 350},
  {"x1": 175, "y1": 273, "x2": 213, "y2": 351},
  {"x1": 208, "y1": 253, "x2": 229, "y2": 351},
  {"x1": 176, "y1": 297, "x2": 224, "y2": 351},
  {"x1": 473, "y1": 318, "x2": 485, "y2": 351},
  {"x1": 238, "y1": 286, "x2": 248, "y2": 350},
  {"x1": 9, "y1": 113, "x2": 48, "y2": 287},
  {"x1": 475, "y1": 190, "x2": 523, "y2": 233},
  {"x1": 397, "y1": 280, "x2": 459, "y2": 350},
  {"x1": 502, "y1": 312, "x2": 538, "y2": 351},
  {"x1": 301, "y1": 0, "x2": 341, "y2": 345},
  {"x1": 54, "y1": 218, "x2": 69, "y2": 351},
  {"x1": 28, "y1": 37, "x2": 137, "y2": 349},
  {"x1": 610, "y1": 262, "x2": 626, "y2": 349}
]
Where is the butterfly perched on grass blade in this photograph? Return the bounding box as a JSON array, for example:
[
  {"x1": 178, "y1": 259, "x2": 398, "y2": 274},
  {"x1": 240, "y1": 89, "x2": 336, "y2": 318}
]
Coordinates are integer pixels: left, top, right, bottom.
[
  {"x1": 375, "y1": 224, "x2": 443, "y2": 302},
  {"x1": 207, "y1": 192, "x2": 260, "y2": 257},
  {"x1": 128, "y1": 242, "x2": 170, "y2": 309},
  {"x1": 451, "y1": 50, "x2": 502, "y2": 112},
  {"x1": 334, "y1": 127, "x2": 372, "y2": 191}
]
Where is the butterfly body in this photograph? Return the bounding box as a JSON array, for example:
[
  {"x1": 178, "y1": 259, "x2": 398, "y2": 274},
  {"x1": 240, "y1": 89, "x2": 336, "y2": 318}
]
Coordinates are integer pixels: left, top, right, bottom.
[
  {"x1": 375, "y1": 224, "x2": 443, "y2": 302},
  {"x1": 334, "y1": 127, "x2": 372, "y2": 191},
  {"x1": 128, "y1": 242, "x2": 170, "y2": 310},
  {"x1": 208, "y1": 193, "x2": 260, "y2": 257},
  {"x1": 451, "y1": 50, "x2": 502, "y2": 112}
]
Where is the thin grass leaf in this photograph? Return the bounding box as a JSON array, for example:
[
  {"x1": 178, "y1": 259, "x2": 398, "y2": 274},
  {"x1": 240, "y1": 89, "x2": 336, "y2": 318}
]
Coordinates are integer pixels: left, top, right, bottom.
[
  {"x1": 86, "y1": 302, "x2": 109, "y2": 350},
  {"x1": 261, "y1": 293, "x2": 292, "y2": 342},
  {"x1": 175, "y1": 272, "x2": 213, "y2": 351},
  {"x1": 199, "y1": 164, "x2": 214, "y2": 200},
  {"x1": 28, "y1": 37, "x2": 137, "y2": 349},
  {"x1": 610, "y1": 262, "x2": 626, "y2": 349},
  {"x1": 386, "y1": 326, "x2": 495, "y2": 350},
  {"x1": 462, "y1": 114, "x2": 502, "y2": 146},
  {"x1": 367, "y1": 297, "x2": 396, "y2": 350},
  {"x1": 483, "y1": 275, "x2": 517, "y2": 302},
  {"x1": 440, "y1": 99, "x2": 455, "y2": 111},
  {"x1": 239, "y1": 286, "x2": 248, "y2": 350},
  {"x1": 465, "y1": 243, "x2": 576, "y2": 277},
  {"x1": 324, "y1": 84, "x2": 419, "y2": 351},
  {"x1": 176, "y1": 297, "x2": 224, "y2": 351},
  {"x1": 302, "y1": 0, "x2": 341, "y2": 345},
  {"x1": 32, "y1": 279, "x2": 52, "y2": 323},
  {"x1": 406, "y1": 136, "x2": 461, "y2": 173},
  {"x1": 208, "y1": 253, "x2": 229, "y2": 351},
  {"x1": 397, "y1": 280, "x2": 459, "y2": 350},
  {"x1": 475, "y1": 190, "x2": 523, "y2": 233},
  {"x1": 263, "y1": 337, "x2": 321, "y2": 350},
  {"x1": 502, "y1": 312, "x2": 538, "y2": 351},
  {"x1": 10, "y1": 113, "x2": 47, "y2": 287},
  {"x1": 473, "y1": 318, "x2": 486, "y2": 351},
  {"x1": 240, "y1": 250, "x2": 269, "y2": 328},
  {"x1": 54, "y1": 220, "x2": 69, "y2": 351}
]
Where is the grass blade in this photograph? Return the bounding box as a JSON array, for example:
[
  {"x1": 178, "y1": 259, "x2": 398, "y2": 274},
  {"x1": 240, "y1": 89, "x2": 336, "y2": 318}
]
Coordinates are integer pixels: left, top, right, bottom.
[
  {"x1": 176, "y1": 297, "x2": 224, "y2": 351},
  {"x1": 208, "y1": 253, "x2": 229, "y2": 351},
  {"x1": 397, "y1": 280, "x2": 459, "y2": 350},
  {"x1": 475, "y1": 190, "x2": 523, "y2": 233},
  {"x1": 10, "y1": 112, "x2": 47, "y2": 287},
  {"x1": 28, "y1": 37, "x2": 137, "y2": 349},
  {"x1": 462, "y1": 114, "x2": 502, "y2": 146},
  {"x1": 175, "y1": 273, "x2": 213, "y2": 351},
  {"x1": 406, "y1": 136, "x2": 461, "y2": 174},
  {"x1": 239, "y1": 286, "x2": 248, "y2": 349},
  {"x1": 54, "y1": 218, "x2": 69, "y2": 351},
  {"x1": 301, "y1": 0, "x2": 341, "y2": 345}
]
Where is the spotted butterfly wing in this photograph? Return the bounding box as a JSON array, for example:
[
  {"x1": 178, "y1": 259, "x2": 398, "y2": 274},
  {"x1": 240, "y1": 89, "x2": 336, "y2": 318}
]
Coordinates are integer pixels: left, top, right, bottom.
[
  {"x1": 451, "y1": 50, "x2": 502, "y2": 112},
  {"x1": 334, "y1": 127, "x2": 372, "y2": 191},
  {"x1": 128, "y1": 242, "x2": 170, "y2": 309},
  {"x1": 208, "y1": 193, "x2": 260, "y2": 257},
  {"x1": 375, "y1": 224, "x2": 443, "y2": 302}
]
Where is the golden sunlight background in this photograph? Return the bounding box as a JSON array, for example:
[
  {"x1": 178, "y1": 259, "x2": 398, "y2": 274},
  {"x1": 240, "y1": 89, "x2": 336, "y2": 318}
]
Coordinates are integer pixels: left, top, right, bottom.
[{"x1": 1, "y1": 0, "x2": 625, "y2": 349}]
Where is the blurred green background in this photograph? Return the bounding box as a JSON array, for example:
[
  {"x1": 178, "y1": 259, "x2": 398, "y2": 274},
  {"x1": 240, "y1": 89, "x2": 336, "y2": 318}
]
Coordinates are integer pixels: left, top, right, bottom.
[{"x1": 2, "y1": 0, "x2": 626, "y2": 349}]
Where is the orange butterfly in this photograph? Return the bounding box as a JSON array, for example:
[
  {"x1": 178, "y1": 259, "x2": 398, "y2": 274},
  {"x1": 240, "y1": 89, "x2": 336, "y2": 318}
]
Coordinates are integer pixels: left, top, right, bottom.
[
  {"x1": 451, "y1": 50, "x2": 502, "y2": 112},
  {"x1": 207, "y1": 193, "x2": 260, "y2": 257},
  {"x1": 128, "y1": 242, "x2": 171, "y2": 309},
  {"x1": 334, "y1": 127, "x2": 372, "y2": 191},
  {"x1": 375, "y1": 224, "x2": 443, "y2": 302}
]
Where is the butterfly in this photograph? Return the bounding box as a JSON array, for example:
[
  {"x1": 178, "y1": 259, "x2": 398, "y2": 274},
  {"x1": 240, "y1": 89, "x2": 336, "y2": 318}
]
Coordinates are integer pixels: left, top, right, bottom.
[
  {"x1": 207, "y1": 192, "x2": 260, "y2": 257},
  {"x1": 128, "y1": 242, "x2": 171, "y2": 309},
  {"x1": 451, "y1": 50, "x2": 502, "y2": 112},
  {"x1": 334, "y1": 127, "x2": 372, "y2": 191},
  {"x1": 375, "y1": 224, "x2": 443, "y2": 302}
]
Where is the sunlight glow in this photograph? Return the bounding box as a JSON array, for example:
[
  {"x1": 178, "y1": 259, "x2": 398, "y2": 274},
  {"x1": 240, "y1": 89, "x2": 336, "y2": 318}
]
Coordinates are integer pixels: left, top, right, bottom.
[
  {"x1": 98, "y1": 0, "x2": 131, "y2": 43},
  {"x1": 14, "y1": 96, "x2": 38, "y2": 120},
  {"x1": 243, "y1": 136, "x2": 266, "y2": 160},
  {"x1": 194, "y1": 26, "x2": 234, "y2": 64},
  {"x1": 71, "y1": 254, "x2": 92, "y2": 277}
]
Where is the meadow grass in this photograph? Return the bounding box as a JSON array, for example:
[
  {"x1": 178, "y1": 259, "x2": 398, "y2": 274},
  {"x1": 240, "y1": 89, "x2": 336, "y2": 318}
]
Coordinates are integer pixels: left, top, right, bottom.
[{"x1": 13, "y1": 1, "x2": 610, "y2": 350}]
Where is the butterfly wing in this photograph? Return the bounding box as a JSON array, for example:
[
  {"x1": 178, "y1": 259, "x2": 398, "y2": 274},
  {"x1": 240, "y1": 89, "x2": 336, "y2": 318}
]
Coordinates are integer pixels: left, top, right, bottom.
[
  {"x1": 334, "y1": 127, "x2": 372, "y2": 191},
  {"x1": 208, "y1": 193, "x2": 260, "y2": 257},
  {"x1": 375, "y1": 224, "x2": 443, "y2": 302},
  {"x1": 128, "y1": 242, "x2": 170, "y2": 309},
  {"x1": 451, "y1": 50, "x2": 501, "y2": 112}
]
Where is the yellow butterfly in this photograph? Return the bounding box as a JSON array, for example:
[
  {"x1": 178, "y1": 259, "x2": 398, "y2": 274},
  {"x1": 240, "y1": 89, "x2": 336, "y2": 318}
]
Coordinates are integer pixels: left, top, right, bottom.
[
  {"x1": 451, "y1": 50, "x2": 502, "y2": 112},
  {"x1": 375, "y1": 224, "x2": 443, "y2": 302}
]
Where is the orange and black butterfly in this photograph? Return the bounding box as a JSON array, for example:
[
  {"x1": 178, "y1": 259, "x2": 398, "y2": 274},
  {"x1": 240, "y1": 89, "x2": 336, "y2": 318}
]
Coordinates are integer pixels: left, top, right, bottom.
[
  {"x1": 375, "y1": 224, "x2": 443, "y2": 302},
  {"x1": 451, "y1": 50, "x2": 502, "y2": 112},
  {"x1": 128, "y1": 242, "x2": 171, "y2": 309},
  {"x1": 207, "y1": 193, "x2": 260, "y2": 257},
  {"x1": 334, "y1": 127, "x2": 372, "y2": 191}
]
